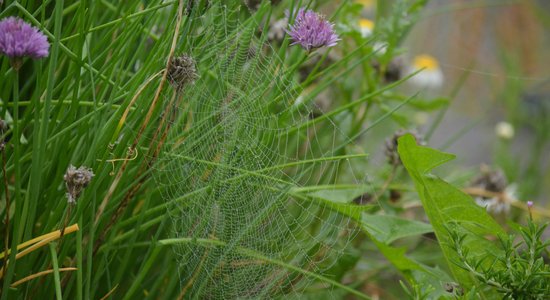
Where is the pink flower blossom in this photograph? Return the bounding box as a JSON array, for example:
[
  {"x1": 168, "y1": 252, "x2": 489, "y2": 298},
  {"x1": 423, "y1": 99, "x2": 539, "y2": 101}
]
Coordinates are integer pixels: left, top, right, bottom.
[
  {"x1": 0, "y1": 17, "x2": 49, "y2": 59},
  {"x1": 286, "y1": 8, "x2": 340, "y2": 51}
]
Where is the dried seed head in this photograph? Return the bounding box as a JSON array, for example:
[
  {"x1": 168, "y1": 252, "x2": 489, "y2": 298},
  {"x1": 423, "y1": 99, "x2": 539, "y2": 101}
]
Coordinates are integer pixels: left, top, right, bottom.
[
  {"x1": 470, "y1": 165, "x2": 507, "y2": 193},
  {"x1": 372, "y1": 56, "x2": 404, "y2": 83},
  {"x1": 470, "y1": 165, "x2": 514, "y2": 215},
  {"x1": 64, "y1": 165, "x2": 94, "y2": 204},
  {"x1": 167, "y1": 54, "x2": 198, "y2": 91},
  {"x1": 384, "y1": 129, "x2": 425, "y2": 166}
]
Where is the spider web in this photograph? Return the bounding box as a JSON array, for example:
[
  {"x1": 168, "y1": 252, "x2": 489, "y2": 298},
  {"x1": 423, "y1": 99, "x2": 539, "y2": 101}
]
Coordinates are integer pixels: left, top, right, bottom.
[{"x1": 144, "y1": 2, "x2": 372, "y2": 298}]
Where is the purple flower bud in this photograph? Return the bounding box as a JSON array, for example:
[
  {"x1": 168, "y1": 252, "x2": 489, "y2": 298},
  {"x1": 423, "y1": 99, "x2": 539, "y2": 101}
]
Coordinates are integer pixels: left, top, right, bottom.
[
  {"x1": 286, "y1": 8, "x2": 340, "y2": 52},
  {"x1": 527, "y1": 201, "x2": 533, "y2": 208},
  {"x1": 0, "y1": 17, "x2": 50, "y2": 59}
]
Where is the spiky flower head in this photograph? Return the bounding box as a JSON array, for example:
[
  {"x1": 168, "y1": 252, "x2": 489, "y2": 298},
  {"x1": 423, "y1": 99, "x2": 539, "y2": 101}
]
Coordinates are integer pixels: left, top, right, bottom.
[
  {"x1": 286, "y1": 8, "x2": 340, "y2": 52},
  {"x1": 167, "y1": 54, "x2": 198, "y2": 91},
  {"x1": 0, "y1": 17, "x2": 49, "y2": 61},
  {"x1": 64, "y1": 165, "x2": 94, "y2": 204}
]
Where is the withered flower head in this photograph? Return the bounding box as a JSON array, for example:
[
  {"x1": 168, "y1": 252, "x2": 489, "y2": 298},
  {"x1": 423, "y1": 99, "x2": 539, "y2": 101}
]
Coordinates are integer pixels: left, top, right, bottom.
[
  {"x1": 372, "y1": 56, "x2": 404, "y2": 83},
  {"x1": 384, "y1": 129, "x2": 425, "y2": 166},
  {"x1": 64, "y1": 165, "x2": 94, "y2": 204},
  {"x1": 469, "y1": 165, "x2": 515, "y2": 214},
  {"x1": 470, "y1": 165, "x2": 507, "y2": 194},
  {"x1": 167, "y1": 54, "x2": 198, "y2": 91}
]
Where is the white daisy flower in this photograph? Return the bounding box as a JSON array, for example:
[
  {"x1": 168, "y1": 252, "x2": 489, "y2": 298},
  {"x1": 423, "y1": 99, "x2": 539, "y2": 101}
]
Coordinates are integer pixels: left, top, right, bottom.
[
  {"x1": 358, "y1": 18, "x2": 374, "y2": 38},
  {"x1": 407, "y1": 55, "x2": 444, "y2": 89}
]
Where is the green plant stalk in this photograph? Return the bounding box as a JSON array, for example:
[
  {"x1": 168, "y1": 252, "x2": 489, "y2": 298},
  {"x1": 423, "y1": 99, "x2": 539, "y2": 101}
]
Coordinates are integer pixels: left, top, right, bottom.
[
  {"x1": 49, "y1": 243, "x2": 63, "y2": 300},
  {"x1": 6, "y1": 100, "x2": 125, "y2": 109},
  {"x1": 76, "y1": 215, "x2": 83, "y2": 300},
  {"x1": 85, "y1": 196, "x2": 95, "y2": 300},
  {"x1": 1, "y1": 70, "x2": 21, "y2": 300},
  {"x1": 25, "y1": 0, "x2": 65, "y2": 243},
  {"x1": 60, "y1": 1, "x2": 175, "y2": 42},
  {"x1": 121, "y1": 233, "x2": 163, "y2": 300}
]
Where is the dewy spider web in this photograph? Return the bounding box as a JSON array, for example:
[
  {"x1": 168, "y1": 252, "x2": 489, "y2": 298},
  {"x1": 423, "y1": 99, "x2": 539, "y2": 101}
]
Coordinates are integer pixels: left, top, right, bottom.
[{"x1": 144, "y1": 2, "x2": 372, "y2": 298}]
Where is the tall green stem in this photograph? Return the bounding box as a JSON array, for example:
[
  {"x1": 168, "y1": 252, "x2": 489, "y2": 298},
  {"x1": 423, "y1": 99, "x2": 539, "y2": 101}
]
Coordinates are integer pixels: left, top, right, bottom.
[{"x1": 1, "y1": 70, "x2": 21, "y2": 300}]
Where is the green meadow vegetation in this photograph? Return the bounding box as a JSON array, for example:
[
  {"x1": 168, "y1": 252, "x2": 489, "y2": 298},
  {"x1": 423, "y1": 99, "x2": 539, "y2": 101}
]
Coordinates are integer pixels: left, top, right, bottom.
[{"x1": 0, "y1": 0, "x2": 548, "y2": 299}]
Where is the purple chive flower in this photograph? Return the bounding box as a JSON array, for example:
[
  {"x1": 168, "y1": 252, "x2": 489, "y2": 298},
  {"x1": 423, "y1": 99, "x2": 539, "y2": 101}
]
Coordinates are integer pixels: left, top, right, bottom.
[
  {"x1": 286, "y1": 8, "x2": 340, "y2": 51},
  {"x1": 0, "y1": 17, "x2": 50, "y2": 60},
  {"x1": 527, "y1": 201, "x2": 533, "y2": 208}
]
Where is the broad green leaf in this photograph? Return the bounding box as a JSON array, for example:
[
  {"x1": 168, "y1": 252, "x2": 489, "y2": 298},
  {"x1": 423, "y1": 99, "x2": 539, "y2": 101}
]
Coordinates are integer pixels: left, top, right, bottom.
[
  {"x1": 397, "y1": 134, "x2": 505, "y2": 287},
  {"x1": 307, "y1": 186, "x2": 370, "y2": 204},
  {"x1": 373, "y1": 241, "x2": 423, "y2": 271},
  {"x1": 296, "y1": 186, "x2": 432, "y2": 243},
  {"x1": 370, "y1": 236, "x2": 453, "y2": 298},
  {"x1": 298, "y1": 186, "x2": 449, "y2": 295},
  {"x1": 292, "y1": 186, "x2": 376, "y2": 219},
  {"x1": 361, "y1": 214, "x2": 433, "y2": 244}
]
